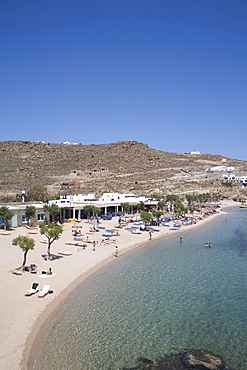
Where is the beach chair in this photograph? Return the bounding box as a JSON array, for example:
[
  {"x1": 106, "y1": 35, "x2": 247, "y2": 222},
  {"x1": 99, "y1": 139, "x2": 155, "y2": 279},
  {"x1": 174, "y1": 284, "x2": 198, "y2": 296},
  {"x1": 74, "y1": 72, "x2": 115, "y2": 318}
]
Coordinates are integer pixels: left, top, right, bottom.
[
  {"x1": 25, "y1": 283, "x2": 39, "y2": 296},
  {"x1": 57, "y1": 250, "x2": 73, "y2": 256},
  {"x1": 38, "y1": 285, "x2": 50, "y2": 298},
  {"x1": 10, "y1": 269, "x2": 22, "y2": 275}
]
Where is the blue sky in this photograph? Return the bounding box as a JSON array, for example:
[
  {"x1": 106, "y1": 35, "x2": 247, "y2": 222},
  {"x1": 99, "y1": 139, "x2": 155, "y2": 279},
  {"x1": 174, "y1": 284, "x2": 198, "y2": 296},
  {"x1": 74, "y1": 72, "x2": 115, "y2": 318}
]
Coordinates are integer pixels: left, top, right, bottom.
[{"x1": 0, "y1": 0, "x2": 246, "y2": 160}]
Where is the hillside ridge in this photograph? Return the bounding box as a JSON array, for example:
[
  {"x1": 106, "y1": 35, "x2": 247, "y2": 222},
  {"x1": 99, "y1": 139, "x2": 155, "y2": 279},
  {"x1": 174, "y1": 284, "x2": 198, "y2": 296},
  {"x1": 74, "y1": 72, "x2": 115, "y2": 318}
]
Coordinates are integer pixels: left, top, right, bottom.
[{"x1": 0, "y1": 140, "x2": 246, "y2": 197}]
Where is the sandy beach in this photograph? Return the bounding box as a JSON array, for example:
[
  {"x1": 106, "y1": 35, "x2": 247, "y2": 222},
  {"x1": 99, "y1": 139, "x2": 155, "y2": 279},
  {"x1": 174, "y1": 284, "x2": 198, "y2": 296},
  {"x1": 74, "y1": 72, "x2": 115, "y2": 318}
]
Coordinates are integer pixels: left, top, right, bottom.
[{"x1": 0, "y1": 200, "x2": 235, "y2": 370}]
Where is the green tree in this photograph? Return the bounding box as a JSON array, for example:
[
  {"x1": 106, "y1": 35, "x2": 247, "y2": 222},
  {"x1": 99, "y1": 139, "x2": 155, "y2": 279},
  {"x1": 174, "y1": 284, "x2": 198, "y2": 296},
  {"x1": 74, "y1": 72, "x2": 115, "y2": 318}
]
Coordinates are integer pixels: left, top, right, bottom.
[
  {"x1": 150, "y1": 193, "x2": 162, "y2": 201},
  {"x1": 157, "y1": 201, "x2": 166, "y2": 210},
  {"x1": 12, "y1": 235, "x2": 35, "y2": 270},
  {"x1": 152, "y1": 210, "x2": 163, "y2": 220},
  {"x1": 188, "y1": 206, "x2": 196, "y2": 214},
  {"x1": 43, "y1": 204, "x2": 60, "y2": 222},
  {"x1": 0, "y1": 206, "x2": 14, "y2": 230},
  {"x1": 185, "y1": 194, "x2": 198, "y2": 206},
  {"x1": 83, "y1": 205, "x2": 101, "y2": 219},
  {"x1": 24, "y1": 205, "x2": 36, "y2": 226},
  {"x1": 137, "y1": 201, "x2": 145, "y2": 212},
  {"x1": 174, "y1": 200, "x2": 188, "y2": 216},
  {"x1": 140, "y1": 211, "x2": 152, "y2": 228},
  {"x1": 0, "y1": 195, "x2": 16, "y2": 203},
  {"x1": 26, "y1": 185, "x2": 50, "y2": 202},
  {"x1": 166, "y1": 194, "x2": 179, "y2": 203},
  {"x1": 120, "y1": 202, "x2": 131, "y2": 215},
  {"x1": 198, "y1": 193, "x2": 212, "y2": 203},
  {"x1": 39, "y1": 223, "x2": 63, "y2": 260}
]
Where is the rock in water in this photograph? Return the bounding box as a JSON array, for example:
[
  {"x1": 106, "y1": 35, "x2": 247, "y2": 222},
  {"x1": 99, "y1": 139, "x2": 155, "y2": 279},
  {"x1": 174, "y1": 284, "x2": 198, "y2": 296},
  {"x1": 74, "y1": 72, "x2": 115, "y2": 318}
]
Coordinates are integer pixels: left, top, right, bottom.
[
  {"x1": 181, "y1": 349, "x2": 227, "y2": 370},
  {"x1": 124, "y1": 348, "x2": 232, "y2": 370}
]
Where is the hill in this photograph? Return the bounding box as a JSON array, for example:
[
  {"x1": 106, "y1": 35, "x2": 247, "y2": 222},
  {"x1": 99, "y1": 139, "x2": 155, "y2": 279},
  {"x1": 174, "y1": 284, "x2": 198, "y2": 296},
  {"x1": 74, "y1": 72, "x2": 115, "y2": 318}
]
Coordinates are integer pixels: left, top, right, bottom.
[{"x1": 0, "y1": 140, "x2": 246, "y2": 198}]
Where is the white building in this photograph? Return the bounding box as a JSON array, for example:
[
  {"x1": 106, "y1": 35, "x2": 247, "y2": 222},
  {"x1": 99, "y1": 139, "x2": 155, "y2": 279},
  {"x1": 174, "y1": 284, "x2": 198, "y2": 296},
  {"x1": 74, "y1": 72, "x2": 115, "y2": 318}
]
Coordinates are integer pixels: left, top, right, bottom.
[
  {"x1": 187, "y1": 151, "x2": 201, "y2": 155},
  {"x1": 238, "y1": 176, "x2": 247, "y2": 184},
  {"x1": 49, "y1": 193, "x2": 157, "y2": 221},
  {"x1": 209, "y1": 166, "x2": 235, "y2": 172}
]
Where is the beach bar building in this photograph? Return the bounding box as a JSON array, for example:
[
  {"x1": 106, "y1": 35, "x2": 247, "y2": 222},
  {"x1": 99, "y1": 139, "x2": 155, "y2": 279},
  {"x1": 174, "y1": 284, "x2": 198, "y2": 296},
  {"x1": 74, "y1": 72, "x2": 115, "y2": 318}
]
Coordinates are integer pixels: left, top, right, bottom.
[{"x1": 48, "y1": 192, "x2": 157, "y2": 221}]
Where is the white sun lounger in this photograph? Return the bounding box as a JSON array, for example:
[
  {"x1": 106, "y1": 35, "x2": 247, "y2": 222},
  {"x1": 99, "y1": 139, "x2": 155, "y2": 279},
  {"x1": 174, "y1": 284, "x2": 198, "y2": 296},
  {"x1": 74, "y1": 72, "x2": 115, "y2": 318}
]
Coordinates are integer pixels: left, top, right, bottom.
[
  {"x1": 38, "y1": 285, "x2": 50, "y2": 298},
  {"x1": 58, "y1": 250, "x2": 73, "y2": 256},
  {"x1": 25, "y1": 282, "x2": 39, "y2": 296}
]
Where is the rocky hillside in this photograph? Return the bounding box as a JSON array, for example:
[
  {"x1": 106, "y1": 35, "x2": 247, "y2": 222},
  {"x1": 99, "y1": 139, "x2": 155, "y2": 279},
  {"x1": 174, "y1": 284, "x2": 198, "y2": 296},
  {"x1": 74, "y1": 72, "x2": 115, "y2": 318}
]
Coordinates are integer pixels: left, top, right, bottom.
[{"x1": 0, "y1": 140, "x2": 246, "y2": 198}]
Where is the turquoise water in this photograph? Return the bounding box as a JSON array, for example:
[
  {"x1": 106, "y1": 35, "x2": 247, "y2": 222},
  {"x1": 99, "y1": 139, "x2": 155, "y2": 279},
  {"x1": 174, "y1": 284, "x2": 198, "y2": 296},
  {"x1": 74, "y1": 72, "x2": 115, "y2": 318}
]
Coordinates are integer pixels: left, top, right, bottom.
[{"x1": 32, "y1": 207, "x2": 247, "y2": 370}]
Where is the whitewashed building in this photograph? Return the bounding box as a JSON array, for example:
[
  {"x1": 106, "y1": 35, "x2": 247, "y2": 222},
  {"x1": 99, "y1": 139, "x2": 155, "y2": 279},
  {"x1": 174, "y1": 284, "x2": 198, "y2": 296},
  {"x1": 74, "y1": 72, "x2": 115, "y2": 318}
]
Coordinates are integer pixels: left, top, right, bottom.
[{"x1": 49, "y1": 193, "x2": 157, "y2": 221}]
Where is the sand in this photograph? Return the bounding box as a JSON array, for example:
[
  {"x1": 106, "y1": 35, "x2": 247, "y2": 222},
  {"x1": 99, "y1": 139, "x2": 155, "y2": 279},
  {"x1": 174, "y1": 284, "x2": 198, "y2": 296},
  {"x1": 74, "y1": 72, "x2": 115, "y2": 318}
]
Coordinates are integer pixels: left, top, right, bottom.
[{"x1": 0, "y1": 200, "x2": 235, "y2": 370}]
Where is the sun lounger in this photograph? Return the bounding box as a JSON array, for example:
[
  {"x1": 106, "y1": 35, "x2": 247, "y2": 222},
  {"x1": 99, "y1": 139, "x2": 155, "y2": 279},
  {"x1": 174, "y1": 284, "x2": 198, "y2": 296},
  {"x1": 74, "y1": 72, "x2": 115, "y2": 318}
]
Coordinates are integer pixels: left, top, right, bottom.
[
  {"x1": 131, "y1": 230, "x2": 142, "y2": 234},
  {"x1": 57, "y1": 250, "x2": 73, "y2": 256},
  {"x1": 38, "y1": 285, "x2": 50, "y2": 298},
  {"x1": 25, "y1": 283, "x2": 39, "y2": 296},
  {"x1": 10, "y1": 269, "x2": 22, "y2": 275}
]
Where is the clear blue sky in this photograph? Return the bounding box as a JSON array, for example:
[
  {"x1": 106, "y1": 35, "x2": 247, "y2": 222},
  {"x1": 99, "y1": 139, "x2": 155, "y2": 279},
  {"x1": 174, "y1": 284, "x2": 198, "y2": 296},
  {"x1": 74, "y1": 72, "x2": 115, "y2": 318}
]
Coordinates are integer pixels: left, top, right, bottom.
[{"x1": 0, "y1": 0, "x2": 246, "y2": 160}]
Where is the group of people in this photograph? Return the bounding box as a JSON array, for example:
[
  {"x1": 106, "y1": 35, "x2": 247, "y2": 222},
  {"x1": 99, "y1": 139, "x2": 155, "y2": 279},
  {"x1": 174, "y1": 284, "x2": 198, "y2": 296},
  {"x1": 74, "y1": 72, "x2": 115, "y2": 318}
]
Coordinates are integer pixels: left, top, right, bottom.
[
  {"x1": 72, "y1": 229, "x2": 83, "y2": 237},
  {"x1": 205, "y1": 243, "x2": 212, "y2": 248}
]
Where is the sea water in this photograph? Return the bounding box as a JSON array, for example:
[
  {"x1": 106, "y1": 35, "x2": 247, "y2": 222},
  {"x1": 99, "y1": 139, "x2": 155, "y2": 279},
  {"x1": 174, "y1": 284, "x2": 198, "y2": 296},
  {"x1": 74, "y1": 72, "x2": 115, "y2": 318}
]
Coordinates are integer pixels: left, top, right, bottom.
[{"x1": 32, "y1": 207, "x2": 247, "y2": 370}]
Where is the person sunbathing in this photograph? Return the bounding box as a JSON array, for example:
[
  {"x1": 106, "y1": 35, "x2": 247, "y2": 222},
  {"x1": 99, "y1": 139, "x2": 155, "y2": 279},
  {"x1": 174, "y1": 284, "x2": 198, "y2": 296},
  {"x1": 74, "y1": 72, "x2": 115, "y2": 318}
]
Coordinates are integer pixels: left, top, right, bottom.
[{"x1": 30, "y1": 264, "x2": 37, "y2": 273}]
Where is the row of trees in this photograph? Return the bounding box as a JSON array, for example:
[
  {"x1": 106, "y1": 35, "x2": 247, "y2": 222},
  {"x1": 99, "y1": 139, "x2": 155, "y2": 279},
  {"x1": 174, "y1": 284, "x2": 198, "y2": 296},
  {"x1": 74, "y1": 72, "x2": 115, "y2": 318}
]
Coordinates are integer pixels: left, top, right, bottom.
[
  {"x1": 11, "y1": 192, "x2": 222, "y2": 270},
  {"x1": 2, "y1": 192, "x2": 222, "y2": 230},
  {"x1": 13, "y1": 222, "x2": 63, "y2": 269}
]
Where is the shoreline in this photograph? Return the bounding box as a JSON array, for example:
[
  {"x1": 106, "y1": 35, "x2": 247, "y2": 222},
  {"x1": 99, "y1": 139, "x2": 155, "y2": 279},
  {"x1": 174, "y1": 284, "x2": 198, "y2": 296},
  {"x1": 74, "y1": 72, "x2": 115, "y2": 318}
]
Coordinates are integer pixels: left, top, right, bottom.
[{"x1": 0, "y1": 200, "x2": 235, "y2": 370}]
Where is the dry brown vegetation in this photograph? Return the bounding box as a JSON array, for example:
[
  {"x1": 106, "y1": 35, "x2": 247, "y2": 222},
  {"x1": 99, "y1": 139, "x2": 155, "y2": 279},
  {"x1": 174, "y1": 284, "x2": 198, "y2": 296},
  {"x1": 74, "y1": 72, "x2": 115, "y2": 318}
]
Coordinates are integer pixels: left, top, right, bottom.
[{"x1": 0, "y1": 140, "x2": 246, "y2": 198}]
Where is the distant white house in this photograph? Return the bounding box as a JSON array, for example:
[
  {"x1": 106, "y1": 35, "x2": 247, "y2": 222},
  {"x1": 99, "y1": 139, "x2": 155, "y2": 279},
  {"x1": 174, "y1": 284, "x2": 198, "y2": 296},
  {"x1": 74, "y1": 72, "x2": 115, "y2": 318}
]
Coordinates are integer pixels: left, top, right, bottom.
[
  {"x1": 209, "y1": 166, "x2": 235, "y2": 172},
  {"x1": 238, "y1": 176, "x2": 247, "y2": 184},
  {"x1": 62, "y1": 141, "x2": 78, "y2": 145},
  {"x1": 222, "y1": 175, "x2": 237, "y2": 181},
  {"x1": 222, "y1": 175, "x2": 247, "y2": 184},
  {"x1": 187, "y1": 151, "x2": 201, "y2": 155}
]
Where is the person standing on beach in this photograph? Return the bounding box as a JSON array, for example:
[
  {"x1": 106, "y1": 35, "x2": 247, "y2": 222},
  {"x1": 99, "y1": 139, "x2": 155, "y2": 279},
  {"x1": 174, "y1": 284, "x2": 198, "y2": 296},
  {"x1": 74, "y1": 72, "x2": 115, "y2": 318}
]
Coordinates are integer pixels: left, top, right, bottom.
[
  {"x1": 92, "y1": 241, "x2": 96, "y2": 251},
  {"x1": 114, "y1": 245, "x2": 118, "y2": 257},
  {"x1": 149, "y1": 231, "x2": 152, "y2": 240}
]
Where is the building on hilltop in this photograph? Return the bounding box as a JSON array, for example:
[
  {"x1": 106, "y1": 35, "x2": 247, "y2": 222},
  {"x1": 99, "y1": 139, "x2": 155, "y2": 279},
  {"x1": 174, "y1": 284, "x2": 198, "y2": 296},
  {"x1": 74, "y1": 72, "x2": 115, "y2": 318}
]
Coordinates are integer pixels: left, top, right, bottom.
[{"x1": 186, "y1": 151, "x2": 201, "y2": 155}]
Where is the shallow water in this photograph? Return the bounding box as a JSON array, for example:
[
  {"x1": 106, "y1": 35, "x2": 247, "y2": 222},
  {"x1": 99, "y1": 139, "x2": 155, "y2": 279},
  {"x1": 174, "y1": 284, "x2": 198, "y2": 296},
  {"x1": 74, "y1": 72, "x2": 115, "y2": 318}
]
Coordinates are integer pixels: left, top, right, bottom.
[{"x1": 32, "y1": 207, "x2": 247, "y2": 370}]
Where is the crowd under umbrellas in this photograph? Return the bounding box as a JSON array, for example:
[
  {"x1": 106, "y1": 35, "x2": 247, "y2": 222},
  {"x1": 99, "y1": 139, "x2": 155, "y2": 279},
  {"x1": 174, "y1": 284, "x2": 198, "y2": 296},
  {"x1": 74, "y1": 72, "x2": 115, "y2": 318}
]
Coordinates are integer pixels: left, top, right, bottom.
[{"x1": 6, "y1": 201, "x2": 221, "y2": 299}]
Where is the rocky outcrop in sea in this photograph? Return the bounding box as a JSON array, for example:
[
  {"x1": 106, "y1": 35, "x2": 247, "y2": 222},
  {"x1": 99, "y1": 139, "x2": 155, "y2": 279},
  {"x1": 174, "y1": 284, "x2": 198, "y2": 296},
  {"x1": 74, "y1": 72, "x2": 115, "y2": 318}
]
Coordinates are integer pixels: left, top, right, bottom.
[{"x1": 123, "y1": 349, "x2": 233, "y2": 370}]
